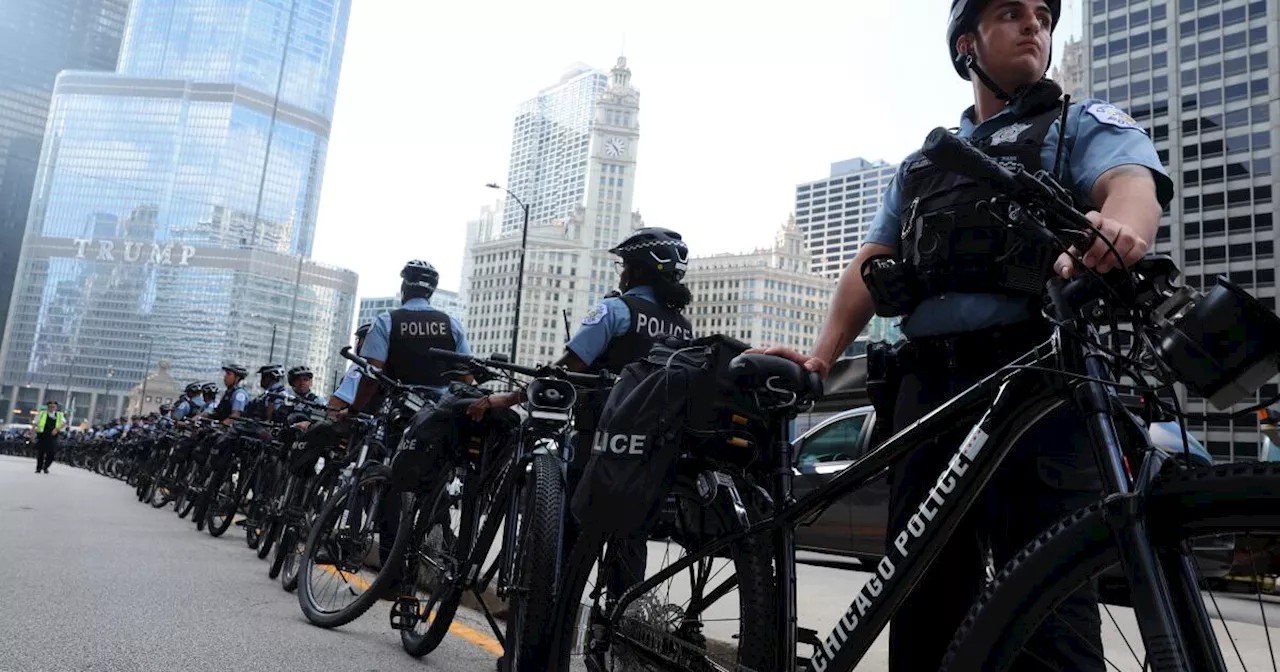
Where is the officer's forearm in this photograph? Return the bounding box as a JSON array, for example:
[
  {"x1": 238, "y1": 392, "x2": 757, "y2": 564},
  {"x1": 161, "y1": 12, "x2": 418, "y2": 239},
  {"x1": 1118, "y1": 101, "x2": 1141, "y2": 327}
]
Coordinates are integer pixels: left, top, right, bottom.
[
  {"x1": 811, "y1": 243, "x2": 889, "y2": 363},
  {"x1": 1093, "y1": 164, "x2": 1162, "y2": 243},
  {"x1": 351, "y1": 358, "x2": 383, "y2": 412}
]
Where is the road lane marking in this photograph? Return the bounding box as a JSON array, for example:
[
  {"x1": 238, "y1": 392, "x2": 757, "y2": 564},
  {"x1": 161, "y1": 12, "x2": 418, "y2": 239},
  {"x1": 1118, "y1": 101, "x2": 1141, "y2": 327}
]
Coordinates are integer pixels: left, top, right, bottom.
[{"x1": 315, "y1": 564, "x2": 503, "y2": 656}]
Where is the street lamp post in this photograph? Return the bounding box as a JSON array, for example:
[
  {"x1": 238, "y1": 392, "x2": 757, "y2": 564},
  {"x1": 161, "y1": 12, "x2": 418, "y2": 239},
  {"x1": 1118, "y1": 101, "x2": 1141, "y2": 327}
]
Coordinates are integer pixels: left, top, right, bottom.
[
  {"x1": 268, "y1": 323, "x2": 278, "y2": 362},
  {"x1": 486, "y1": 183, "x2": 531, "y2": 365}
]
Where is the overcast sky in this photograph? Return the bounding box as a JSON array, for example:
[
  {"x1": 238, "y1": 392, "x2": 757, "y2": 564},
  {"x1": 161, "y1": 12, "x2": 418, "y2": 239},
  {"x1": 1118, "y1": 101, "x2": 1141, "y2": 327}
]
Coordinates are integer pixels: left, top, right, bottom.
[{"x1": 310, "y1": 0, "x2": 1082, "y2": 299}]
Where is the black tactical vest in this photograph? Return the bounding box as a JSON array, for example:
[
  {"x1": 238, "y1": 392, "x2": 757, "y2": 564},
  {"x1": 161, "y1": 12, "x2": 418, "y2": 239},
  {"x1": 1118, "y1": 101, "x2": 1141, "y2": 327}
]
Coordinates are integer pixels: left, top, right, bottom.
[
  {"x1": 576, "y1": 294, "x2": 694, "y2": 431},
  {"x1": 894, "y1": 97, "x2": 1065, "y2": 317},
  {"x1": 386, "y1": 308, "x2": 459, "y2": 387},
  {"x1": 211, "y1": 384, "x2": 242, "y2": 420}
]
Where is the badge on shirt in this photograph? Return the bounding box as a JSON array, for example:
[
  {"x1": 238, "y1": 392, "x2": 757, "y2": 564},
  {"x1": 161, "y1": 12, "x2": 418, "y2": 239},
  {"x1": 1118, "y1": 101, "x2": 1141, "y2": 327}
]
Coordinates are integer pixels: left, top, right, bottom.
[
  {"x1": 1085, "y1": 102, "x2": 1144, "y2": 132},
  {"x1": 988, "y1": 121, "x2": 1032, "y2": 145},
  {"x1": 582, "y1": 302, "x2": 609, "y2": 326}
]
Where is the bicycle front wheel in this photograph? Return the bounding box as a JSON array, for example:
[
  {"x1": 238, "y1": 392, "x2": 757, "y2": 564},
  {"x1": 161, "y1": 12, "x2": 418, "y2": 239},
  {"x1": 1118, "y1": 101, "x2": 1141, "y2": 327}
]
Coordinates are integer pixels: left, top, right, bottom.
[
  {"x1": 505, "y1": 452, "x2": 567, "y2": 671},
  {"x1": 943, "y1": 463, "x2": 1280, "y2": 672}
]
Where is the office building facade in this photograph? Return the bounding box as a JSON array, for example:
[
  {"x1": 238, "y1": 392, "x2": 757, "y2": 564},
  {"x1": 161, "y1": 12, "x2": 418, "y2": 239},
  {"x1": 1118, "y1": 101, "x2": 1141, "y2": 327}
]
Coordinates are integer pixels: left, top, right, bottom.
[
  {"x1": 0, "y1": 0, "x2": 129, "y2": 351},
  {"x1": 0, "y1": 0, "x2": 356, "y2": 424},
  {"x1": 358, "y1": 289, "x2": 465, "y2": 332},
  {"x1": 1086, "y1": 0, "x2": 1277, "y2": 461},
  {"x1": 685, "y1": 219, "x2": 834, "y2": 354}
]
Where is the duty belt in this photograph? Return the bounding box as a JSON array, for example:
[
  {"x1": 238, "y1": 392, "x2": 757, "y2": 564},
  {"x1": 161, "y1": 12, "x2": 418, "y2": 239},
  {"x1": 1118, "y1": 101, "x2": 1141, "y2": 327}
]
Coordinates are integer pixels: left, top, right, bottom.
[{"x1": 899, "y1": 320, "x2": 1050, "y2": 374}]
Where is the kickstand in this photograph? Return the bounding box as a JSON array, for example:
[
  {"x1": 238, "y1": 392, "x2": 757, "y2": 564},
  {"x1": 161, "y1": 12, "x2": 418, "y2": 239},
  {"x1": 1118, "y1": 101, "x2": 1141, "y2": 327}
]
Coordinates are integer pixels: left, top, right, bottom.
[{"x1": 472, "y1": 586, "x2": 506, "y2": 649}]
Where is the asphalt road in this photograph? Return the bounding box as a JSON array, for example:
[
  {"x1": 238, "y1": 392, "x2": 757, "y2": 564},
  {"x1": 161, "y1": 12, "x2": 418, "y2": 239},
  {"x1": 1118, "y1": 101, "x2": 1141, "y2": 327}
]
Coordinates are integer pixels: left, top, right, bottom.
[
  {"x1": 0, "y1": 455, "x2": 502, "y2": 672},
  {"x1": 3, "y1": 453, "x2": 1277, "y2": 672}
]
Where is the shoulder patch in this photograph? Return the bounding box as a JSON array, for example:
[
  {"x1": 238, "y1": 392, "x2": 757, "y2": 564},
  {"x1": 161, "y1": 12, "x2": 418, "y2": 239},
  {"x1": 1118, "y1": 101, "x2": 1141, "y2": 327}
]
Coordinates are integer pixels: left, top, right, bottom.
[
  {"x1": 1085, "y1": 102, "x2": 1144, "y2": 132},
  {"x1": 582, "y1": 302, "x2": 609, "y2": 326}
]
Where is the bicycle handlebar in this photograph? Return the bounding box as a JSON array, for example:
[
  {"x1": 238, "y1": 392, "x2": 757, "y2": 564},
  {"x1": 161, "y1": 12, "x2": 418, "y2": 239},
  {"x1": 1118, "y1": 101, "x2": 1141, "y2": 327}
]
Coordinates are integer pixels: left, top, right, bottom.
[{"x1": 426, "y1": 347, "x2": 612, "y2": 388}]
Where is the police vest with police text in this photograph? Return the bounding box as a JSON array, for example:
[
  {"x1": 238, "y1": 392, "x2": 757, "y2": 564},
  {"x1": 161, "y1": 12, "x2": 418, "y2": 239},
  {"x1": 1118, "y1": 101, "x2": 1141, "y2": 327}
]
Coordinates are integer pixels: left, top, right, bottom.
[
  {"x1": 892, "y1": 97, "x2": 1066, "y2": 318},
  {"x1": 386, "y1": 307, "x2": 458, "y2": 387},
  {"x1": 576, "y1": 295, "x2": 693, "y2": 432}
]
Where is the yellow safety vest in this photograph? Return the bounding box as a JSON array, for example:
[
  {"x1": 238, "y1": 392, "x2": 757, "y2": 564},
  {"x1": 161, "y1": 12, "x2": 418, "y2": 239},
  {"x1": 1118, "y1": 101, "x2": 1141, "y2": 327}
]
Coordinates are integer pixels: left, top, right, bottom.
[{"x1": 35, "y1": 410, "x2": 66, "y2": 434}]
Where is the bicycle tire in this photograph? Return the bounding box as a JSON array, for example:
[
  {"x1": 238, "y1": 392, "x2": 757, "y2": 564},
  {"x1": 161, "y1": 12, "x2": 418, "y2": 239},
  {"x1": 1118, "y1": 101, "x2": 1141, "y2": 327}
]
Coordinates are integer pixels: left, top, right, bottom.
[
  {"x1": 269, "y1": 523, "x2": 292, "y2": 579},
  {"x1": 258, "y1": 516, "x2": 282, "y2": 560},
  {"x1": 400, "y1": 469, "x2": 472, "y2": 658},
  {"x1": 280, "y1": 526, "x2": 302, "y2": 591},
  {"x1": 297, "y1": 465, "x2": 402, "y2": 628},
  {"x1": 546, "y1": 498, "x2": 778, "y2": 672},
  {"x1": 942, "y1": 462, "x2": 1280, "y2": 671},
  {"x1": 505, "y1": 453, "x2": 566, "y2": 671},
  {"x1": 208, "y1": 461, "x2": 254, "y2": 538}
]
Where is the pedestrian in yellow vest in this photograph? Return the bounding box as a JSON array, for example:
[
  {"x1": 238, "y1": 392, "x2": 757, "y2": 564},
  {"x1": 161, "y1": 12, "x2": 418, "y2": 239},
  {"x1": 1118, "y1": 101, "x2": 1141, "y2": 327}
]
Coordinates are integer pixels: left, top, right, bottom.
[{"x1": 31, "y1": 400, "x2": 66, "y2": 474}]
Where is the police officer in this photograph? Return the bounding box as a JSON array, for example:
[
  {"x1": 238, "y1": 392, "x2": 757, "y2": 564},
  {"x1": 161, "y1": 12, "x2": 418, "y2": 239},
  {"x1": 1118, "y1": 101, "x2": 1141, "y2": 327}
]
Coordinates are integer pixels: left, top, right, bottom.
[
  {"x1": 329, "y1": 323, "x2": 371, "y2": 413},
  {"x1": 31, "y1": 400, "x2": 66, "y2": 473},
  {"x1": 287, "y1": 365, "x2": 320, "y2": 403},
  {"x1": 248, "y1": 364, "x2": 291, "y2": 422},
  {"x1": 760, "y1": 1, "x2": 1173, "y2": 670},
  {"x1": 209, "y1": 365, "x2": 251, "y2": 424},
  {"x1": 353, "y1": 260, "x2": 472, "y2": 410},
  {"x1": 173, "y1": 383, "x2": 205, "y2": 422},
  {"x1": 472, "y1": 227, "x2": 695, "y2": 603}
]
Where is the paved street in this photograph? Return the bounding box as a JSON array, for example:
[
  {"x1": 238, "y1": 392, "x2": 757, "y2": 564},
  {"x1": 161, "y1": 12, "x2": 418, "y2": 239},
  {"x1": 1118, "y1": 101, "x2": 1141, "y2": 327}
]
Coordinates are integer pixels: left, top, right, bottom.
[
  {"x1": 3, "y1": 453, "x2": 1277, "y2": 672},
  {"x1": 0, "y1": 455, "x2": 500, "y2": 672}
]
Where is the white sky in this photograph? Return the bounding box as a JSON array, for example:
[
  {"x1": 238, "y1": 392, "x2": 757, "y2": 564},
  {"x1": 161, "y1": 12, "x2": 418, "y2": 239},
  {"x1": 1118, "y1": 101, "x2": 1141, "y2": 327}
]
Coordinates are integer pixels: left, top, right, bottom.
[{"x1": 310, "y1": 0, "x2": 1082, "y2": 299}]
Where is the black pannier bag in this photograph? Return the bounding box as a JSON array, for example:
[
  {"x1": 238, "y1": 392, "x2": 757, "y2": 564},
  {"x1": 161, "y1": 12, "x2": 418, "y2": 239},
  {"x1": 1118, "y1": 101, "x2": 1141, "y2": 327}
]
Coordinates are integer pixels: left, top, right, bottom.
[{"x1": 570, "y1": 334, "x2": 775, "y2": 538}]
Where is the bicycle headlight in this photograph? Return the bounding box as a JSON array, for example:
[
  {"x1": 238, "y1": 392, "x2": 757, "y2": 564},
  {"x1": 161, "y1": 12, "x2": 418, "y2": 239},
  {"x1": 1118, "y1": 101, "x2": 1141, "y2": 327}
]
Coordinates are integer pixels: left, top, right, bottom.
[
  {"x1": 1151, "y1": 276, "x2": 1280, "y2": 409},
  {"x1": 527, "y1": 378, "x2": 576, "y2": 412}
]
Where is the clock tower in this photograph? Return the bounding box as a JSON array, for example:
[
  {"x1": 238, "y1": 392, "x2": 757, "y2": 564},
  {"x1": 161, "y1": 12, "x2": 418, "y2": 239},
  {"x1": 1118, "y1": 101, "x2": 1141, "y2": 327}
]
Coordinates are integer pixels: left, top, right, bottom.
[{"x1": 585, "y1": 56, "x2": 641, "y2": 252}]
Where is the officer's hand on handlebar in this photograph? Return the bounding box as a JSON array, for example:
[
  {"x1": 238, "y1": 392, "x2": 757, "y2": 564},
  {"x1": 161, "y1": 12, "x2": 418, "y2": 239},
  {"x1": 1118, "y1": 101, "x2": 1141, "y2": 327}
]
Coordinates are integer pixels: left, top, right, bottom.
[
  {"x1": 743, "y1": 345, "x2": 831, "y2": 380},
  {"x1": 467, "y1": 392, "x2": 520, "y2": 422},
  {"x1": 1054, "y1": 212, "x2": 1151, "y2": 279}
]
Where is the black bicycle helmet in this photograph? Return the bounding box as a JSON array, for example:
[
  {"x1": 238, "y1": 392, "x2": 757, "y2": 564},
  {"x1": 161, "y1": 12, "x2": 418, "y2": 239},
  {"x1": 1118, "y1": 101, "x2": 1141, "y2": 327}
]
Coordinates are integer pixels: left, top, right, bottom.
[
  {"x1": 947, "y1": 0, "x2": 1061, "y2": 80},
  {"x1": 258, "y1": 364, "x2": 285, "y2": 381},
  {"x1": 355, "y1": 322, "x2": 372, "y2": 340},
  {"x1": 400, "y1": 259, "x2": 439, "y2": 297},
  {"x1": 184, "y1": 382, "x2": 202, "y2": 397},
  {"x1": 222, "y1": 363, "x2": 248, "y2": 378},
  {"x1": 609, "y1": 227, "x2": 689, "y2": 280},
  {"x1": 201, "y1": 382, "x2": 219, "y2": 396},
  {"x1": 287, "y1": 365, "x2": 313, "y2": 383},
  {"x1": 159, "y1": 404, "x2": 172, "y2": 414}
]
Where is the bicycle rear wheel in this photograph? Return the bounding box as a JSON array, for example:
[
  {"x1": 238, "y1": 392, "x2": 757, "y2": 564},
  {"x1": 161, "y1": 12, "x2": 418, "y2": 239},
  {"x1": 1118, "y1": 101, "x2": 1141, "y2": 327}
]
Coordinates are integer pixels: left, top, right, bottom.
[
  {"x1": 943, "y1": 463, "x2": 1280, "y2": 671},
  {"x1": 400, "y1": 468, "x2": 470, "y2": 658},
  {"x1": 547, "y1": 478, "x2": 779, "y2": 672}
]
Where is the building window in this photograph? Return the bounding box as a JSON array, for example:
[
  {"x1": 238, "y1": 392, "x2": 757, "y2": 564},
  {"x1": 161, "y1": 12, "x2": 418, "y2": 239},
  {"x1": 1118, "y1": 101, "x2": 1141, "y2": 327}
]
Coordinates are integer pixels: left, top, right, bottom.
[
  {"x1": 1153, "y1": 50, "x2": 1168, "y2": 68},
  {"x1": 1254, "y1": 130, "x2": 1272, "y2": 150},
  {"x1": 1181, "y1": 69, "x2": 1197, "y2": 87},
  {"x1": 1225, "y1": 56, "x2": 1248, "y2": 76},
  {"x1": 1153, "y1": 75, "x2": 1168, "y2": 93},
  {"x1": 1198, "y1": 14, "x2": 1220, "y2": 32},
  {"x1": 1250, "y1": 26, "x2": 1267, "y2": 45},
  {"x1": 1251, "y1": 52, "x2": 1268, "y2": 71},
  {"x1": 1199, "y1": 62, "x2": 1222, "y2": 83},
  {"x1": 1132, "y1": 80, "x2": 1151, "y2": 97},
  {"x1": 1200, "y1": 36, "x2": 1222, "y2": 57},
  {"x1": 1183, "y1": 93, "x2": 1198, "y2": 110},
  {"x1": 1249, "y1": 0, "x2": 1266, "y2": 18},
  {"x1": 1225, "y1": 82, "x2": 1249, "y2": 101},
  {"x1": 1109, "y1": 37, "x2": 1128, "y2": 55},
  {"x1": 1224, "y1": 5, "x2": 1247, "y2": 26},
  {"x1": 1181, "y1": 44, "x2": 1197, "y2": 63},
  {"x1": 1224, "y1": 30, "x2": 1247, "y2": 50},
  {"x1": 1153, "y1": 3, "x2": 1168, "y2": 20},
  {"x1": 1094, "y1": 44, "x2": 1107, "y2": 60},
  {"x1": 1202, "y1": 88, "x2": 1222, "y2": 106},
  {"x1": 1180, "y1": 19, "x2": 1196, "y2": 38}
]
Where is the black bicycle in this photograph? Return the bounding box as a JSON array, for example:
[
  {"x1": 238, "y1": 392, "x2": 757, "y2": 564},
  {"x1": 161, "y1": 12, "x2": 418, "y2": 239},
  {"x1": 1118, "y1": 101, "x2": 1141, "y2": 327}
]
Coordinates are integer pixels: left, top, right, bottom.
[
  {"x1": 542, "y1": 127, "x2": 1280, "y2": 672},
  {"x1": 376, "y1": 347, "x2": 610, "y2": 671}
]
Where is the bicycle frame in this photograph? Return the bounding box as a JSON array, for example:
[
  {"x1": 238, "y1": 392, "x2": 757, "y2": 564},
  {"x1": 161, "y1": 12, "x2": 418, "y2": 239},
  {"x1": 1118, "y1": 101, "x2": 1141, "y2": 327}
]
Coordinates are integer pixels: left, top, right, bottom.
[{"x1": 608, "y1": 326, "x2": 1216, "y2": 672}]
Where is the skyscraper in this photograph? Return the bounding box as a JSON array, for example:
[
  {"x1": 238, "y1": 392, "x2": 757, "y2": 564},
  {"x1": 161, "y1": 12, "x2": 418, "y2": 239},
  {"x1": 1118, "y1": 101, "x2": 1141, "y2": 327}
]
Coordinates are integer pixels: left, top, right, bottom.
[
  {"x1": 0, "y1": 0, "x2": 129, "y2": 352},
  {"x1": 794, "y1": 157, "x2": 898, "y2": 279},
  {"x1": 1086, "y1": 0, "x2": 1277, "y2": 462},
  {"x1": 465, "y1": 57, "x2": 643, "y2": 365},
  {"x1": 0, "y1": 0, "x2": 356, "y2": 424},
  {"x1": 794, "y1": 157, "x2": 903, "y2": 348}
]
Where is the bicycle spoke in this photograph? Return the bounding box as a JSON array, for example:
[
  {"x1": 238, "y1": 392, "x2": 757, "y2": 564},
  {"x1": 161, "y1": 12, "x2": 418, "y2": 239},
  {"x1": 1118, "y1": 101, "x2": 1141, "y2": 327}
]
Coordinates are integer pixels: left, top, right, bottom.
[
  {"x1": 1245, "y1": 532, "x2": 1279, "y2": 672},
  {"x1": 1101, "y1": 602, "x2": 1143, "y2": 667}
]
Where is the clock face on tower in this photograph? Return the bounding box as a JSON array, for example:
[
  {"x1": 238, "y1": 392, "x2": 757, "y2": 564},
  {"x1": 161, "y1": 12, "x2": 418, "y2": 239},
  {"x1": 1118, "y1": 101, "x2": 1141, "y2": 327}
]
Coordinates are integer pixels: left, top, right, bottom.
[{"x1": 605, "y1": 136, "x2": 627, "y2": 158}]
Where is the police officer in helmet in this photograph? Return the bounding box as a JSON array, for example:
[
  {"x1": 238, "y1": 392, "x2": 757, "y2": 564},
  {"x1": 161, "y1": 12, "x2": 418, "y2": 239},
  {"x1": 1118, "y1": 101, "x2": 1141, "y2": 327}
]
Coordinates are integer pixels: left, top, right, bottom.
[
  {"x1": 287, "y1": 365, "x2": 319, "y2": 403},
  {"x1": 173, "y1": 382, "x2": 205, "y2": 423},
  {"x1": 760, "y1": 1, "x2": 1173, "y2": 670},
  {"x1": 472, "y1": 226, "x2": 694, "y2": 603},
  {"x1": 209, "y1": 364, "x2": 250, "y2": 425},
  {"x1": 352, "y1": 260, "x2": 472, "y2": 411},
  {"x1": 328, "y1": 323, "x2": 372, "y2": 414}
]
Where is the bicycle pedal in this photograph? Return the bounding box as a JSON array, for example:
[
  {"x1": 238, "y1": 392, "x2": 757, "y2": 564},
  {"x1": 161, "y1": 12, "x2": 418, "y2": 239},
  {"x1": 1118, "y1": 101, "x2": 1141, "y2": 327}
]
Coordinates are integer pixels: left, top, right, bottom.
[
  {"x1": 388, "y1": 596, "x2": 421, "y2": 630},
  {"x1": 797, "y1": 626, "x2": 820, "y2": 648}
]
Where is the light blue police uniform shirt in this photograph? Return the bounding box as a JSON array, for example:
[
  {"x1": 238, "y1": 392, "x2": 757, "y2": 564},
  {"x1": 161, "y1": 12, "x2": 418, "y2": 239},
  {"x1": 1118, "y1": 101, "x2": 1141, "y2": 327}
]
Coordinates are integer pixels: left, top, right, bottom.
[
  {"x1": 865, "y1": 97, "x2": 1175, "y2": 339},
  {"x1": 227, "y1": 385, "x2": 250, "y2": 413},
  {"x1": 566, "y1": 286, "x2": 658, "y2": 366},
  {"x1": 333, "y1": 364, "x2": 362, "y2": 405},
  {"x1": 173, "y1": 395, "x2": 204, "y2": 421}
]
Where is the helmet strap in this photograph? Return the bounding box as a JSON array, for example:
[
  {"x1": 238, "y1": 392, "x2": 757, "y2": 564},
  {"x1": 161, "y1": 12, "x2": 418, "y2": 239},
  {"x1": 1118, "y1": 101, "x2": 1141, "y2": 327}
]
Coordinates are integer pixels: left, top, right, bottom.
[{"x1": 961, "y1": 53, "x2": 1013, "y2": 102}]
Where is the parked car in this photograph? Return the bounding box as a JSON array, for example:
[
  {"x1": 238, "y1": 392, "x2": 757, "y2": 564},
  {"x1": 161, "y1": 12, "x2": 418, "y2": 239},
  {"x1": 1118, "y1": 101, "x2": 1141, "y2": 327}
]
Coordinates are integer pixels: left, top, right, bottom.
[{"x1": 790, "y1": 404, "x2": 1235, "y2": 584}]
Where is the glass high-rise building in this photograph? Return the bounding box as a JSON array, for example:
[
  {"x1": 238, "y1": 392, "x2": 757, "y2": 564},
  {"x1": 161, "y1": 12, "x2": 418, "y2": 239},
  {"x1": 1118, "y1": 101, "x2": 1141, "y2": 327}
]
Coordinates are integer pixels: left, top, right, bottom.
[
  {"x1": 0, "y1": 0, "x2": 129, "y2": 356},
  {"x1": 500, "y1": 64, "x2": 610, "y2": 236},
  {"x1": 1086, "y1": 0, "x2": 1277, "y2": 462},
  {"x1": 0, "y1": 0, "x2": 356, "y2": 425}
]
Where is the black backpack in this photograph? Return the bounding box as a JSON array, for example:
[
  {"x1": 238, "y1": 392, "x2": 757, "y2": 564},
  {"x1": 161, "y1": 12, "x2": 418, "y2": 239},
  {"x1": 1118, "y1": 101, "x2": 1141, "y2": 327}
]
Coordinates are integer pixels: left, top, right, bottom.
[{"x1": 570, "y1": 335, "x2": 775, "y2": 538}]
